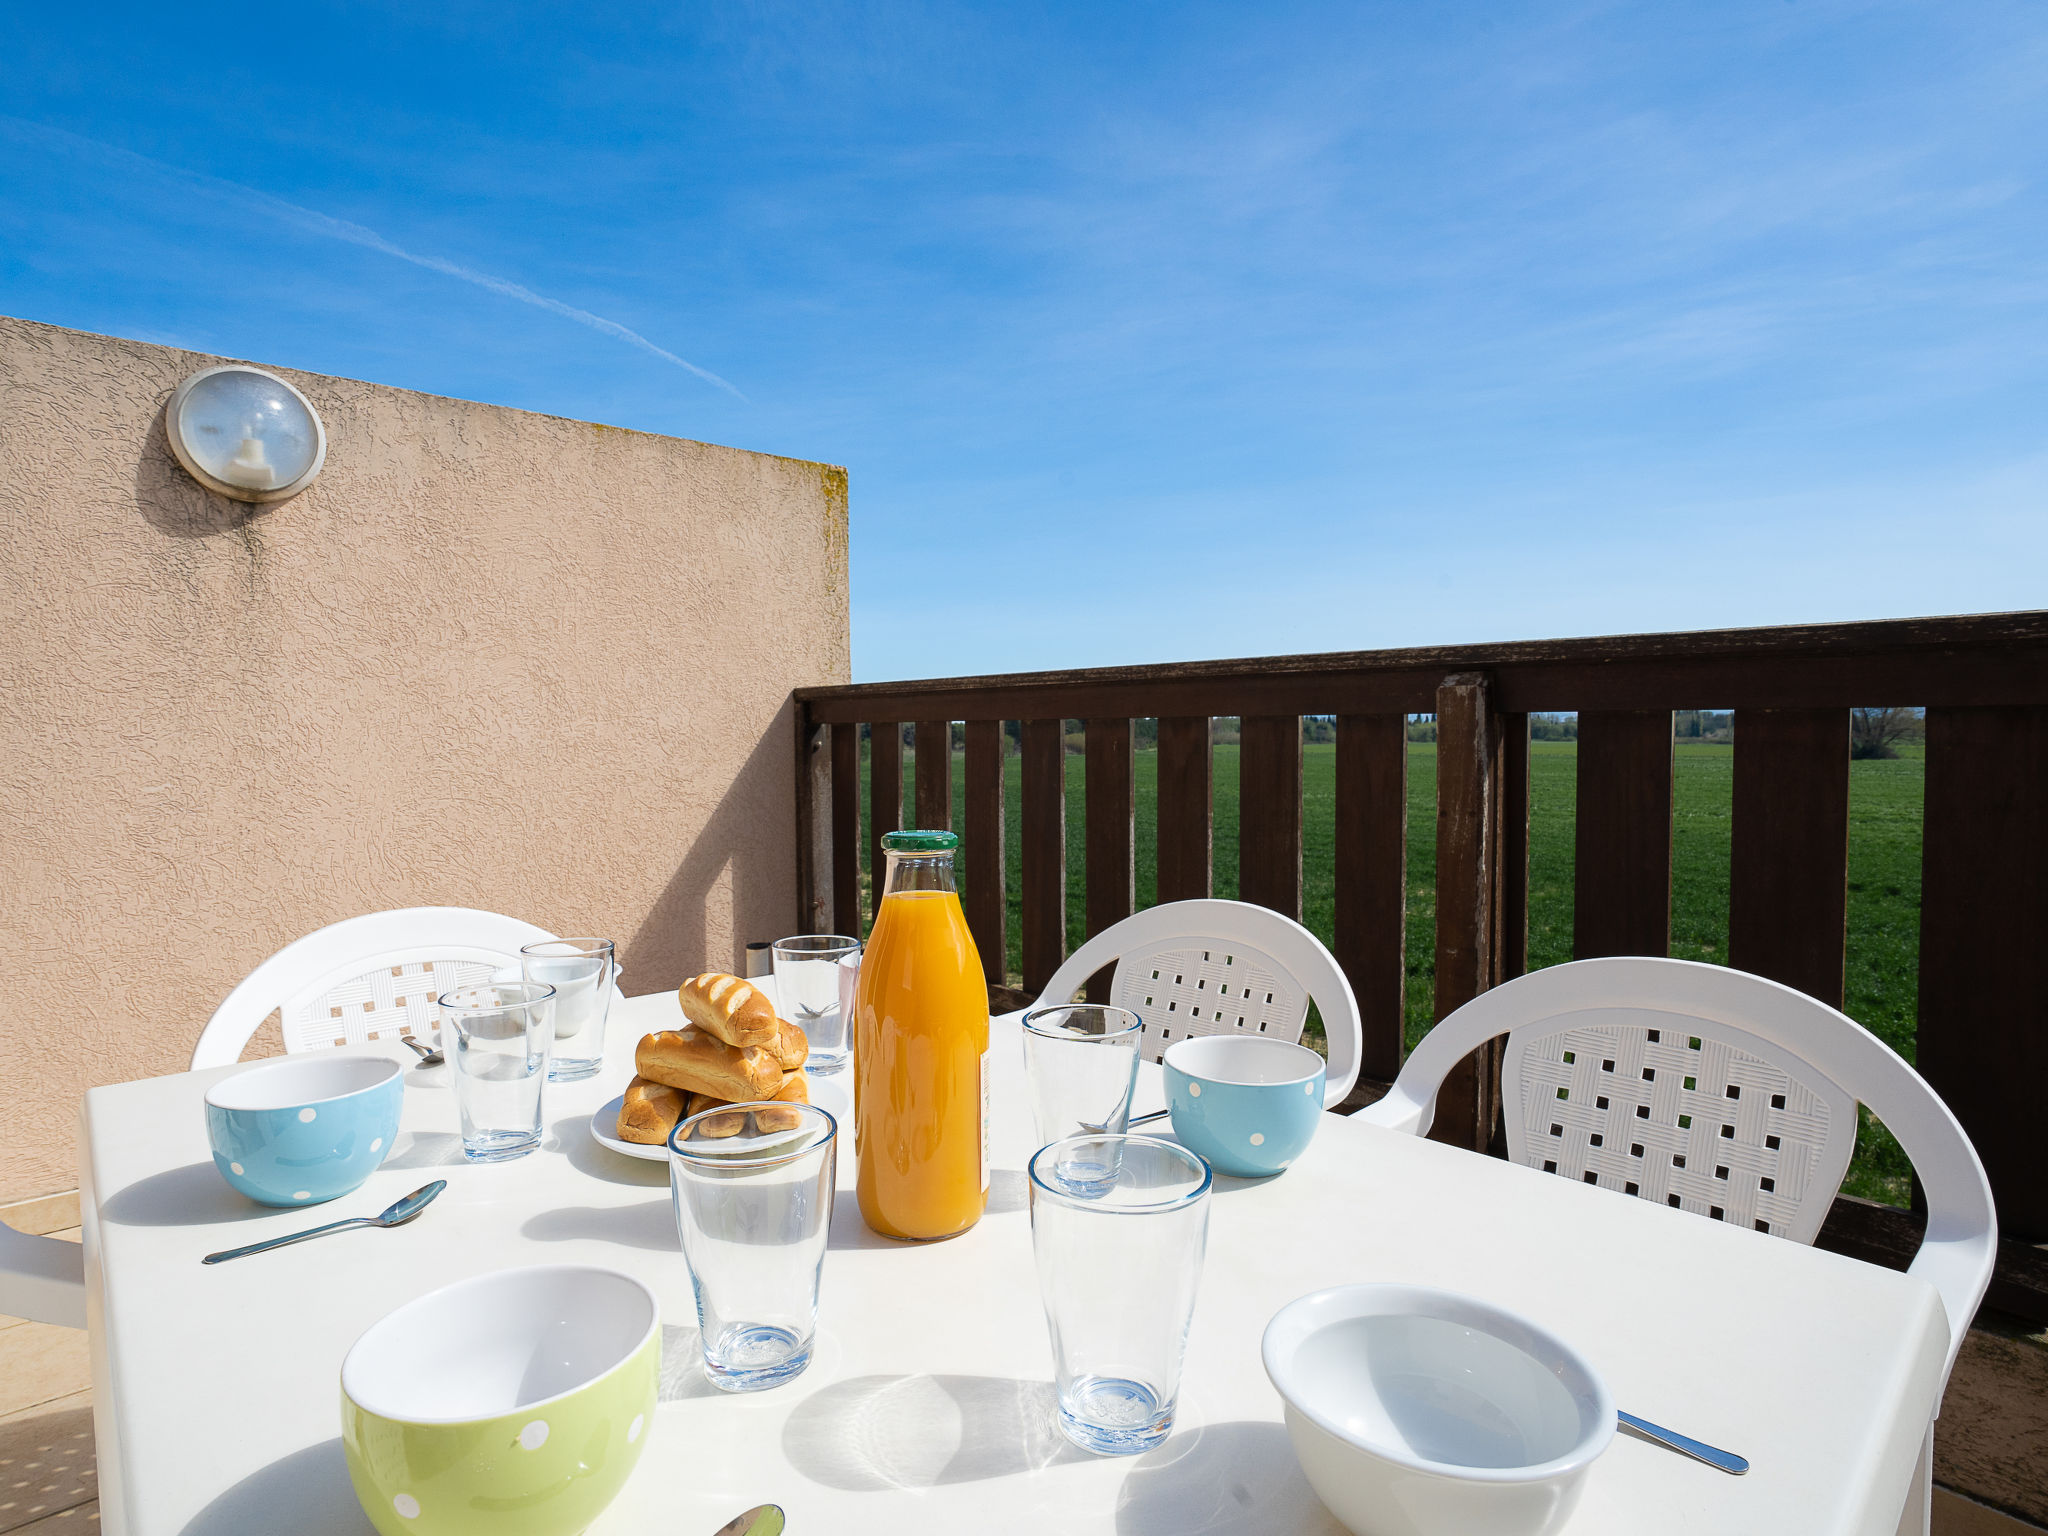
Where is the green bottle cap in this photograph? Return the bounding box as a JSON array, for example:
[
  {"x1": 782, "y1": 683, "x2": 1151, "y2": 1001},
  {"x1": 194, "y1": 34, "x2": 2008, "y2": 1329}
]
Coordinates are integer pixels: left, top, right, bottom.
[{"x1": 882, "y1": 830, "x2": 959, "y2": 853}]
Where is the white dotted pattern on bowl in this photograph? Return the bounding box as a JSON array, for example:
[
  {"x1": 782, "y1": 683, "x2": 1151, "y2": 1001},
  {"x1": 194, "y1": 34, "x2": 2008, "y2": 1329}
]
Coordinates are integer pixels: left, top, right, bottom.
[
  {"x1": 520, "y1": 1420, "x2": 549, "y2": 1450},
  {"x1": 1188, "y1": 1083, "x2": 1202, "y2": 1097},
  {"x1": 370, "y1": 1138, "x2": 383, "y2": 1153},
  {"x1": 229, "y1": 1162, "x2": 244, "y2": 1175},
  {"x1": 293, "y1": 1191, "x2": 312, "y2": 1200},
  {"x1": 298, "y1": 1107, "x2": 317, "y2": 1122},
  {"x1": 1250, "y1": 1132, "x2": 1266, "y2": 1146},
  {"x1": 393, "y1": 1493, "x2": 419, "y2": 1519},
  {"x1": 628, "y1": 1414, "x2": 645, "y2": 1443}
]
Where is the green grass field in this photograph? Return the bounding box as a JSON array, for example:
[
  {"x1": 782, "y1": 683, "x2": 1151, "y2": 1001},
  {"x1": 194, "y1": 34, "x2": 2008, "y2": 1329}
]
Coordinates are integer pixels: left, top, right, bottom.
[{"x1": 860, "y1": 737, "x2": 1922, "y2": 1203}]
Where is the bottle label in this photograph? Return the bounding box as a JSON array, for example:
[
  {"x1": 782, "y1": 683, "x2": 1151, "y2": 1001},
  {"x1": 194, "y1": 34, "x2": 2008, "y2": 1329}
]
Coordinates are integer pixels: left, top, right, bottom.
[{"x1": 980, "y1": 1046, "x2": 991, "y2": 1193}]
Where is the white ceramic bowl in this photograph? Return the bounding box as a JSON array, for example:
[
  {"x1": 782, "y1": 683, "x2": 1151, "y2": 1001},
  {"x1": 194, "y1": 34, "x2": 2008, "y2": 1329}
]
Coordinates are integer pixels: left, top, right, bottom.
[{"x1": 1262, "y1": 1284, "x2": 1614, "y2": 1536}]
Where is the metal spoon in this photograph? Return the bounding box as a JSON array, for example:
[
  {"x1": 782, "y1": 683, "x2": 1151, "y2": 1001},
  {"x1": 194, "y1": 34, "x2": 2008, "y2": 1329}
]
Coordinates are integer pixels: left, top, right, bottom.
[
  {"x1": 711, "y1": 1508, "x2": 784, "y2": 1536},
  {"x1": 1618, "y1": 1409, "x2": 1748, "y2": 1474},
  {"x1": 202, "y1": 1181, "x2": 447, "y2": 1265},
  {"x1": 399, "y1": 1033, "x2": 443, "y2": 1068}
]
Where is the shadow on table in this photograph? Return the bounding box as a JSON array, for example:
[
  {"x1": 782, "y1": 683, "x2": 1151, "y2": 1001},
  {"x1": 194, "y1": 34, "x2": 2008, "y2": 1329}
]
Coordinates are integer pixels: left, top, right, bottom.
[
  {"x1": 523, "y1": 1198, "x2": 675, "y2": 1251},
  {"x1": 550, "y1": 1112, "x2": 670, "y2": 1187},
  {"x1": 178, "y1": 1437, "x2": 372, "y2": 1536},
  {"x1": 659, "y1": 1322, "x2": 721, "y2": 1402},
  {"x1": 100, "y1": 1162, "x2": 271, "y2": 1228},
  {"x1": 381, "y1": 1131, "x2": 466, "y2": 1171},
  {"x1": 782, "y1": 1373, "x2": 1087, "y2": 1490},
  {"x1": 1115, "y1": 1420, "x2": 1339, "y2": 1536}
]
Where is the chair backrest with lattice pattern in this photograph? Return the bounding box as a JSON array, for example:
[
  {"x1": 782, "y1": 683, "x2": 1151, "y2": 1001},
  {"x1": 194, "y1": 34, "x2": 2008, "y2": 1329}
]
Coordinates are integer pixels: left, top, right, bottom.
[
  {"x1": 1036, "y1": 899, "x2": 1361, "y2": 1106},
  {"x1": 191, "y1": 908, "x2": 558, "y2": 1070}
]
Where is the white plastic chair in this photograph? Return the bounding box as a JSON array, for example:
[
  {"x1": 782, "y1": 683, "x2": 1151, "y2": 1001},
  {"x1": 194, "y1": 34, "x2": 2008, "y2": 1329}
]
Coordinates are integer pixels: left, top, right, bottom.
[
  {"x1": 1356, "y1": 956, "x2": 1997, "y2": 1536},
  {"x1": 2, "y1": 907, "x2": 565, "y2": 1330},
  {"x1": 1037, "y1": 899, "x2": 1362, "y2": 1107},
  {"x1": 190, "y1": 905, "x2": 563, "y2": 1069}
]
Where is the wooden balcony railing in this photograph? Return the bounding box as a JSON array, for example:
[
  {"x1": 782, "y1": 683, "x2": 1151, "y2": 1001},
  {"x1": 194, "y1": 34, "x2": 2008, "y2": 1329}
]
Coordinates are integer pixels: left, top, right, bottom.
[{"x1": 792, "y1": 611, "x2": 2048, "y2": 1319}]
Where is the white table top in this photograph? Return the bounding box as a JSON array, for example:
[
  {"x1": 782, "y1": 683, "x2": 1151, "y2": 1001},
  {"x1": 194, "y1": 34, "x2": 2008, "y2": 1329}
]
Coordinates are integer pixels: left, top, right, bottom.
[{"x1": 81, "y1": 987, "x2": 1944, "y2": 1536}]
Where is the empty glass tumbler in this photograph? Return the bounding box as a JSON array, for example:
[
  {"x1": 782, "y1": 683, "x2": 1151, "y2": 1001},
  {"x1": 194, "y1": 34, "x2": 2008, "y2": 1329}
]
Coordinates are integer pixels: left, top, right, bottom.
[
  {"x1": 771, "y1": 935, "x2": 861, "y2": 1073},
  {"x1": 520, "y1": 938, "x2": 616, "y2": 1082},
  {"x1": 437, "y1": 982, "x2": 556, "y2": 1162},
  {"x1": 1029, "y1": 1134, "x2": 1211, "y2": 1454},
  {"x1": 669, "y1": 1101, "x2": 838, "y2": 1392},
  {"x1": 1022, "y1": 1005, "x2": 1143, "y2": 1194}
]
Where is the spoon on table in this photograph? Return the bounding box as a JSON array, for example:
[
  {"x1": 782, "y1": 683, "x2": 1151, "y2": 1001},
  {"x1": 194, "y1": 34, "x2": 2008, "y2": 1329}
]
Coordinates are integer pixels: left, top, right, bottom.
[
  {"x1": 711, "y1": 1508, "x2": 784, "y2": 1536},
  {"x1": 202, "y1": 1181, "x2": 447, "y2": 1265},
  {"x1": 399, "y1": 1033, "x2": 444, "y2": 1068},
  {"x1": 1617, "y1": 1410, "x2": 1748, "y2": 1474}
]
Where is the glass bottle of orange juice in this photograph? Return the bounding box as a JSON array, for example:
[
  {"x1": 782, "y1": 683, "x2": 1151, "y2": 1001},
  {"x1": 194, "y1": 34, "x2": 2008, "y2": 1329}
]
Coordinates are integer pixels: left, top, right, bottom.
[{"x1": 853, "y1": 829, "x2": 989, "y2": 1241}]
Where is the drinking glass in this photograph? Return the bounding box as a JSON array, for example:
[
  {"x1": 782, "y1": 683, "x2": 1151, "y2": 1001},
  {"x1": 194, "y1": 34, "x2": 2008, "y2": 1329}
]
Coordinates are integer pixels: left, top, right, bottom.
[
  {"x1": 669, "y1": 1101, "x2": 838, "y2": 1392},
  {"x1": 1022, "y1": 1005, "x2": 1143, "y2": 1194},
  {"x1": 771, "y1": 935, "x2": 861, "y2": 1074},
  {"x1": 1029, "y1": 1134, "x2": 1211, "y2": 1454},
  {"x1": 437, "y1": 982, "x2": 556, "y2": 1162},
  {"x1": 520, "y1": 938, "x2": 615, "y2": 1082}
]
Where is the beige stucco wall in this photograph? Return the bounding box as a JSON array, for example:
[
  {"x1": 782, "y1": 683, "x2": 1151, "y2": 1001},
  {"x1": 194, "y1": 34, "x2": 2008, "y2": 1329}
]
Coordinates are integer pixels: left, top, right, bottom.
[{"x1": 0, "y1": 315, "x2": 849, "y2": 1202}]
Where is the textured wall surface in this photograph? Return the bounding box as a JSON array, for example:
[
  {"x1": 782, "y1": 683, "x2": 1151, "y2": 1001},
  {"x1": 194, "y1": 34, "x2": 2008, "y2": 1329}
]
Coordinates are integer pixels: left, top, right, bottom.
[{"x1": 0, "y1": 316, "x2": 850, "y2": 1202}]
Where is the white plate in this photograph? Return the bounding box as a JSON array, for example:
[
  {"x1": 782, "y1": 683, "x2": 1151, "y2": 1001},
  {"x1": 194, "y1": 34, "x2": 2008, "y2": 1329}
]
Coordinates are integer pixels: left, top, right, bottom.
[{"x1": 590, "y1": 1074, "x2": 851, "y2": 1163}]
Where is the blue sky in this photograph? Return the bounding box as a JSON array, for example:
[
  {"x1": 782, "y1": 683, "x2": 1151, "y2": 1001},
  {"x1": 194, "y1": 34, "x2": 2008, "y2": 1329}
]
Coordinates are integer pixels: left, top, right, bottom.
[{"x1": 3, "y1": 2, "x2": 2043, "y2": 680}]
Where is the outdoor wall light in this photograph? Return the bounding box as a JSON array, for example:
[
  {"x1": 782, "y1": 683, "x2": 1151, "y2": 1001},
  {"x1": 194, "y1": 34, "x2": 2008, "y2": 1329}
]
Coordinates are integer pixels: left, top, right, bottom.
[{"x1": 165, "y1": 364, "x2": 327, "y2": 503}]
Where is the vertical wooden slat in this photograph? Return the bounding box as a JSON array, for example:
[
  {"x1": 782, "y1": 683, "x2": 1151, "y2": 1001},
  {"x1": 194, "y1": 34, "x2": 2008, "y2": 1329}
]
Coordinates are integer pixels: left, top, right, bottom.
[
  {"x1": 964, "y1": 720, "x2": 1007, "y2": 988},
  {"x1": 1918, "y1": 707, "x2": 2048, "y2": 1241},
  {"x1": 1574, "y1": 710, "x2": 1673, "y2": 958},
  {"x1": 1239, "y1": 715, "x2": 1303, "y2": 918},
  {"x1": 1084, "y1": 719, "x2": 1135, "y2": 937},
  {"x1": 1083, "y1": 718, "x2": 1135, "y2": 1003},
  {"x1": 1155, "y1": 716, "x2": 1212, "y2": 903},
  {"x1": 795, "y1": 705, "x2": 831, "y2": 933},
  {"x1": 830, "y1": 722, "x2": 859, "y2": 938},
  {"x1": 1499, "y1": 714, "x2": 1530, "y2": 981},
  {"x1": 915, "y1": 719, "x2": 953, "y2": 832},
  {"x1": 868, "y1": 722, "x2": 901, "y2": 932},
  {"x1": 1729, "y1": 709, "x2": 1849, "y2": 1007},
  {"x1": 1021, "y1": 719, "x2": 1067, "y2": 996},
  {"x1": 1432, "y1": 673, "x2": 1504, "y2": 1151},
  {"x1": 1335, "y1": 713, "x2": 1407, "y2": 1083}
]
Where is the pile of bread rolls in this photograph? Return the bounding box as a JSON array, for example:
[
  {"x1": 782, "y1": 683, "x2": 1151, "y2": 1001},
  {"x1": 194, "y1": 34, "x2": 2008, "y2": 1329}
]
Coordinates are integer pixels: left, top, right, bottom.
[{"x1": 618, "y1": 972, "x2": 811, "y2": 1143}]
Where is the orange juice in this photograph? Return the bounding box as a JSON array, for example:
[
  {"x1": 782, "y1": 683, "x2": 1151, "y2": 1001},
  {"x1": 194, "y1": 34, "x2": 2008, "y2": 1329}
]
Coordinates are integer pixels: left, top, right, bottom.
[{"x1": 853, "y1": 831, "x2": 989, "y2": 1241}]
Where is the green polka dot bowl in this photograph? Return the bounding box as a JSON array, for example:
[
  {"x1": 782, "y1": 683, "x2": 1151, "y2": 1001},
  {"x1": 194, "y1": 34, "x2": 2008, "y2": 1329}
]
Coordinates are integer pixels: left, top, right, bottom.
[
  {"x1": 205, "y1": 1054, "x2": 404, "y2": 1206},
  {"x1": 341, "y1": 1266, "x2": 660, "y2": 1536}
]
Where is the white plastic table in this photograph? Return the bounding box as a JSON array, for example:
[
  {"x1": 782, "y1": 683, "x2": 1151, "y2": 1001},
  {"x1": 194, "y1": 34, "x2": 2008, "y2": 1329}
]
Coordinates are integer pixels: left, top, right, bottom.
[{"x1": 81, "y1": 988, "x2": 1944, "y2": 1536}]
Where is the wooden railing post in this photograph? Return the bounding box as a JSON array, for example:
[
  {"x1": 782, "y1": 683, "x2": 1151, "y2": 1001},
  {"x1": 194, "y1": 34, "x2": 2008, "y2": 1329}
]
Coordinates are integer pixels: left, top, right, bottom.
[
  {"x1": 1432, "y1": 674, "x2": 1505, "y2": 1151},
  {"x1": 1155, "y1": 716, "x2": 1212, "y2": 902},
  {"x1": 1240, "y1": 715, "x2": 1304, "y2": 918},
  {"x1": 1729, "y1": 709, "x2": 1850, "y2": 1007},
  {"x1": 1918, "y1": 706, "x2": 2048, "y2": 1241},
  {"x1": 1021, "y1": 719, "x2": 1067, "y2": 996},
  {"x1": 1083, "y1": 719, "x2": 1135, "y2": 1000},
  {"x1": 915, "y1": 719, "x2": 953, "y2": 833},
  {"x1": 964, "y1": 720, "x2": 1007, "y2": 988},
  {"x1": 1335, "y1": 713, "x2": 1407, "y2": 1083},
  {"x1": 795, "y1": 702, "x2": 832, "y2": 933},
  {"x1": 829, "y1": 722, "x2": 859, "y2": 937},
  {"x1": 1574, "y1": 710, "x2": 1674, "y2": 958},
  {"x1": 868, "y1": 723, "x2": 902, "y2": 933}
]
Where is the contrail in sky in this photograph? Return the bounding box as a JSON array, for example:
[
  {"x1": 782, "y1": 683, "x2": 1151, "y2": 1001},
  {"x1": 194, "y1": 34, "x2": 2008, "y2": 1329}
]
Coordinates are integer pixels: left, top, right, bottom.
[{"x1": 0, "y1": 116, "x2": 745, "y2": 399}]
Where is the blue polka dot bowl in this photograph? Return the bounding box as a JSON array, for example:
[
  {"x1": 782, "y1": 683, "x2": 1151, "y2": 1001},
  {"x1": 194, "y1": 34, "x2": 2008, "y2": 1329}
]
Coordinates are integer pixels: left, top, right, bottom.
[
  {"x1": 204, "y1": 1054, "x2": 404, "y2": 1207},
  {"x1": 1163, "y1": 1035, "x2": 1327, "y2": 1178},
  {"x1": 341, "y1": 1266, "x2": 660, "y2": 1536}
]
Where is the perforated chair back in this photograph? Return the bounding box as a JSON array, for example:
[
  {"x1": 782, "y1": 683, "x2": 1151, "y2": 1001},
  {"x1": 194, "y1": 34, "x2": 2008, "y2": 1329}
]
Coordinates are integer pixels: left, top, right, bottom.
[
  {"x1": 190, "y1": 907, "x2": 559, "y2": 1070},
  {"x1": 1037, "y1": 900, "x2": 1361, "y2": 1107},
  {"x1": 1357, "y1": 956, "x2": 1995, "y2": 1392}
]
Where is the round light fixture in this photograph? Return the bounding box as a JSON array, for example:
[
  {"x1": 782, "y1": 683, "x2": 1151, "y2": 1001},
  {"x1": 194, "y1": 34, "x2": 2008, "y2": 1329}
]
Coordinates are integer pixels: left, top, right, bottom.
[{"x1": 165, "y1": 364, "x2": 327, "y2": 503}]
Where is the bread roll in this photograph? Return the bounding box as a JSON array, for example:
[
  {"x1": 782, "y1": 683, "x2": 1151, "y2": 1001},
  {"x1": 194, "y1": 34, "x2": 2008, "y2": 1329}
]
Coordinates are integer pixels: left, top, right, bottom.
[
  {"x1": 682, "y1": 1092, "x2": 748, "y2": 1139},
  {"x1": 678, "y1": 973, "x2": 779, "y2": 1049},
  {"x1": 757, "y1": 1069, "x2": 810, "y2": 1132},
  {"x1": 770, "y1": 1017, "x2": 809, "y2": 1071},
  {"x1": 616, "y1": 1076, "x2": 685, "y2": 1145},
  {"x1": 636, "y1": 1027, "x2": 783, "y2": 1102}
]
